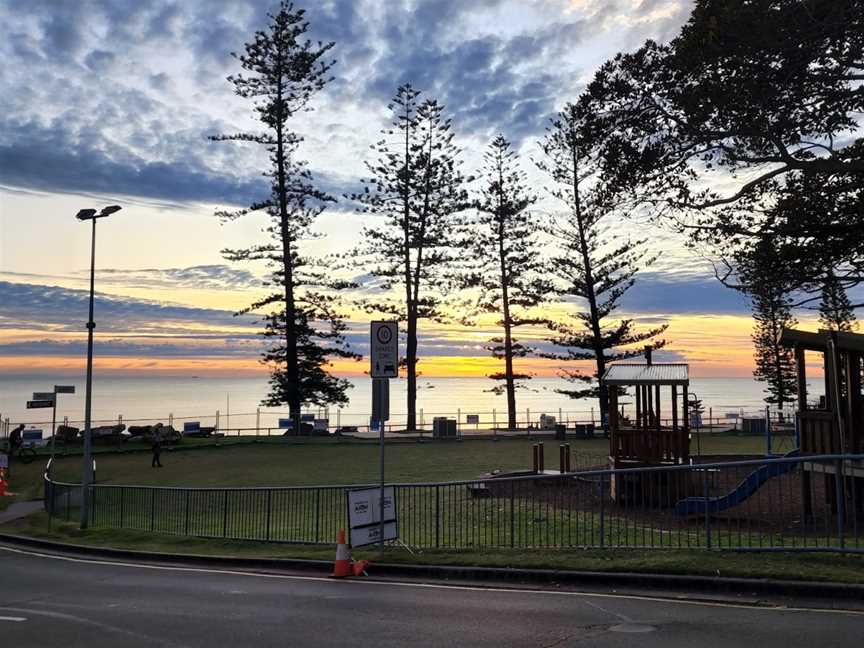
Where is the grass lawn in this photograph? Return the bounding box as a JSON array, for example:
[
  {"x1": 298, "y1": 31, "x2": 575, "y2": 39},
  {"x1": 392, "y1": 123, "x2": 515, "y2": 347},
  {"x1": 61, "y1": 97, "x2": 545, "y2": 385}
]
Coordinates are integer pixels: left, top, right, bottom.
[
  {"x1": 3, "y1": 511, "x2": 864, "y2": 585},
  {"x1": 2, "y1": 432, "x2": 788, "y2": 511}
]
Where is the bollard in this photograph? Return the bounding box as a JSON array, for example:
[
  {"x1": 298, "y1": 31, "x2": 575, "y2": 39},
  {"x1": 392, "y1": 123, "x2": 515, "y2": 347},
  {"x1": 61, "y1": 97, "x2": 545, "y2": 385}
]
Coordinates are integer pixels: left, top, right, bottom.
[
  {"x1": 532, "y1": 444, "x2": 539, "y2": 473},
  {"x1": 538, "y1": 442, "x2": 544, "y2": 473},
  {"x1": 565, "y1": 444, "x2": 571, "y2": 472},
  {"x1": 559, "y1": 444, "x2": 566, "y2": 473}
]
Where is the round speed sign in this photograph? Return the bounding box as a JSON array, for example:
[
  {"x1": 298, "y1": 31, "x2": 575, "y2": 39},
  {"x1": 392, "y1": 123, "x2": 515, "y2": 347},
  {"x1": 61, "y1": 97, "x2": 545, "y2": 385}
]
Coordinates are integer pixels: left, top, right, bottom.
[{"x1": 376, "y1": 325, "x2": 393, "y2": 345}]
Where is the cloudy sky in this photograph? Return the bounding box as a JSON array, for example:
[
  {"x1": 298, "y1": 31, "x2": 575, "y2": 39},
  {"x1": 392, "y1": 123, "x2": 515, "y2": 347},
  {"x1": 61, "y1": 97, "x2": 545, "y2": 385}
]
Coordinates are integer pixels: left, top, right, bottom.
[{"x1": 0, "y1": 0, "x2": 813, "y2": 378}]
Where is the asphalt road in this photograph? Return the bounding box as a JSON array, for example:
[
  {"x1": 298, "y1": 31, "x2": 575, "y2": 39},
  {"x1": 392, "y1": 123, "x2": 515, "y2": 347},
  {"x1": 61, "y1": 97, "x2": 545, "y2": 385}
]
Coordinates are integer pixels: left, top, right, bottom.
[{"x1": 1, "y1": 546, "x2": 862, "y2": 647}]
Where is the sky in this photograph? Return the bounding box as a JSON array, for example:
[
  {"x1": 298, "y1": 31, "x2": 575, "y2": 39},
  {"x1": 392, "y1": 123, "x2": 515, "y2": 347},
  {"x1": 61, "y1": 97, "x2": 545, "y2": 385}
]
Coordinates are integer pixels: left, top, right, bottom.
[{"x1": 0, "y1": 0, "x2": 833, "y2": 380}]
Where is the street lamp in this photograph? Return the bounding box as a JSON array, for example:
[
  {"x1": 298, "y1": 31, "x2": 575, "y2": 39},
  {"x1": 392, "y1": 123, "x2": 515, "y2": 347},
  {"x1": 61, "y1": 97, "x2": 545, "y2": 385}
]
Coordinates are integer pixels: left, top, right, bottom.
[{"x1": 76, "y1": 204, "x2": 121, "y2": 529}]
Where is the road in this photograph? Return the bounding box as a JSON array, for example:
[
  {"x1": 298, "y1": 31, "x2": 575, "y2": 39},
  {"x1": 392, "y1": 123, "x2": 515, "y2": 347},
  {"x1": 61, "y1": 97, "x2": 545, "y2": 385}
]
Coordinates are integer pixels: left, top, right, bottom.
[{"x1": 0, "y1": 545, "x2": 862, "y2": 647}]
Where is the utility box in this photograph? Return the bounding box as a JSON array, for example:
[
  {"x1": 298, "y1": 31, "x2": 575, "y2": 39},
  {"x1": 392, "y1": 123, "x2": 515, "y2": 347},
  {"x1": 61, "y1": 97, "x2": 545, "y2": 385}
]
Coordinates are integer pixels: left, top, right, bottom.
[{"x1": 433, "y1": 417, "x2": 457, "y2": 438}]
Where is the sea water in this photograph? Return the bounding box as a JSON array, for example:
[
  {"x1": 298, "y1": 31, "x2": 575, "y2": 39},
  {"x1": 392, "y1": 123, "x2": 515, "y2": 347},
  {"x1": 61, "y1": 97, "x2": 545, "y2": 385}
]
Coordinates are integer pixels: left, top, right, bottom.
[{"x1": 0, "y1": 374, "x2": 823, "y2": 430}]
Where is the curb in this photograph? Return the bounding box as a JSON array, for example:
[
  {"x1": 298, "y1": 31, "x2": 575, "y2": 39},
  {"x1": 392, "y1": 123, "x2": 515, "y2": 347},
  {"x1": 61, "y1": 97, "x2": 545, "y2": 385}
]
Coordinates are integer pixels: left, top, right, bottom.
[{"x1": 1, "y1": 533, "x2": 863, "y2": 601}]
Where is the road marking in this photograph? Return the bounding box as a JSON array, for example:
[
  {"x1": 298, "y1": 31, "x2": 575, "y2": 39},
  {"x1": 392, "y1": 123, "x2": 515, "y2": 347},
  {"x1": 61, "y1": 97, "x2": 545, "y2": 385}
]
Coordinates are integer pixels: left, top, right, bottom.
[
  {"x1": 1, "y1": 544, "x2": 862, "y2": 617},
  {"x1": 0, "y1": 615, "x2": 26, "y2": 622}
]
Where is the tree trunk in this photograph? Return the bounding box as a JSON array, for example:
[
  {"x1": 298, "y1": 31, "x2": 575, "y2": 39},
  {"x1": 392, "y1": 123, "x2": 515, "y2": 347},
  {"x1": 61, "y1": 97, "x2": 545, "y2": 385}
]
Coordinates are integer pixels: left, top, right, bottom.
[
  {"x1": 275, "y1": 91, "x2": 301, "y2": 434},
  {"x1": 569, "y1": 142, "x2": 608, "y2": 423},
  {"x1": 497, "y1": 176, "x2": 517, "y2": 430},
  {"x1": 403, "y1": 106, "x2": 417, "y2": 431}
]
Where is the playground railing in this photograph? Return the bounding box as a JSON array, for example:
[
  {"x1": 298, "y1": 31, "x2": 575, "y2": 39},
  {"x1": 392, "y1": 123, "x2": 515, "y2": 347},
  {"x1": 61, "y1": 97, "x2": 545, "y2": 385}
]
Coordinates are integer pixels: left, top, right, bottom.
[{"x1": 44, "y1": 453, "x2": 864, "y2": 553}]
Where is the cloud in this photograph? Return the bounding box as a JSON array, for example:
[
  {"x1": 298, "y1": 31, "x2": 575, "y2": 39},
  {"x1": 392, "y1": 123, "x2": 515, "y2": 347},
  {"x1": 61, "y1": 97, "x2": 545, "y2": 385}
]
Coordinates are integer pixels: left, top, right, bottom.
[
  {"x1": 0, "y1": 0, "x2": 693, "y2": 204},
  {"x1": 0, "y1": 280, "x2": 255, "y2": 334}
]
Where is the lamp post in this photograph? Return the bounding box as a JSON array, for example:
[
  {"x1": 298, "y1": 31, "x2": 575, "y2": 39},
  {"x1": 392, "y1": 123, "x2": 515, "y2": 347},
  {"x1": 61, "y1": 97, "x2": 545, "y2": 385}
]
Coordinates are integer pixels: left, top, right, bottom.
[{"x1": 76, "y1": 205, "x2": 121, "y2": 529}]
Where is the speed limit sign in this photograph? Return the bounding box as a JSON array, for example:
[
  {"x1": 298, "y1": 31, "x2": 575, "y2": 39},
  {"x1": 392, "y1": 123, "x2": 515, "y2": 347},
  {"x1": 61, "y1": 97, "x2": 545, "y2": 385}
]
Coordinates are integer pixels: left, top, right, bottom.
[{"x1": 370, "y1": 321, "x2": 398, "y2": 378}]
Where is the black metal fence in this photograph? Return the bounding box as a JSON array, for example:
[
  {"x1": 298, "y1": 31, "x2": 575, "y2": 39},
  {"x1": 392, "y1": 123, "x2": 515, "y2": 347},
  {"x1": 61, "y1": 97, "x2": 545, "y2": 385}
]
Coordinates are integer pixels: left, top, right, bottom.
[{"x1": 45, "y1": 454, "x2": 864, "y2": 552}]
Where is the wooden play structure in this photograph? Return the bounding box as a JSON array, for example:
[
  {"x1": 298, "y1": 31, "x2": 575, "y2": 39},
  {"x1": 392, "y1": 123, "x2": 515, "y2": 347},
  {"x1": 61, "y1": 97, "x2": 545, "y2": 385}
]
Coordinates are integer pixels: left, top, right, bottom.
[
  {"x1": 602, "y1": 359, "x2": 691, "y2": 503},
  {"x1": 780, "y1": 328, "x2": 864, "y2": 517}
]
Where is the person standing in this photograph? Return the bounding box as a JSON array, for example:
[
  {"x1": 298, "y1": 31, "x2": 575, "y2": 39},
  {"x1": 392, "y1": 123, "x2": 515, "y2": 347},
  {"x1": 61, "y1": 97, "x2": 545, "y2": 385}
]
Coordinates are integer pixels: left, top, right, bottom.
[
  {"x1": 151, "y1": 436, "x2": 163, "y2": 468},
  {"x1": 8, "y1": 424, "x2": 24, "y2": 460}
]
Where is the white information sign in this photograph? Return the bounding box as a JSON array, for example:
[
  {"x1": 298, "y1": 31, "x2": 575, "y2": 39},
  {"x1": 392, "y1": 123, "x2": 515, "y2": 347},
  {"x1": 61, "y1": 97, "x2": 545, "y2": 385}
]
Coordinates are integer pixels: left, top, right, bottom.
[
  {"x1": 350, "y1": 522, "x2": 398, "y2": 548},
  {"x1": 347, "y1": 486, "x2": 398, "y2": 548},
  {"x1": 370, "y1": 321, "x2": 398, "y2": 378}
]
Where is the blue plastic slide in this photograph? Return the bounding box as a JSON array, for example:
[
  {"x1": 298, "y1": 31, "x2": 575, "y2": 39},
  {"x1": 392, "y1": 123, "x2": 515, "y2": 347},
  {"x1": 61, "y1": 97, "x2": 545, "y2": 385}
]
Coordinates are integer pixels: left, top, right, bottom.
[{"x1": 674, "y1": 450, "x2": 800, "y2": 516}]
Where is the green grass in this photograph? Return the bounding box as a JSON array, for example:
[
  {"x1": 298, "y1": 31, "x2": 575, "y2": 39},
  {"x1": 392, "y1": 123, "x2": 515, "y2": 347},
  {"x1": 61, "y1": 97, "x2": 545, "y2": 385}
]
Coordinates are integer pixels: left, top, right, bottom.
[
  {"x1": 1, "y1": 432, "x2": 788, "y2": 512},
  {"x1": 4, "y1": 511, "x2": 864, "y2": 585}
]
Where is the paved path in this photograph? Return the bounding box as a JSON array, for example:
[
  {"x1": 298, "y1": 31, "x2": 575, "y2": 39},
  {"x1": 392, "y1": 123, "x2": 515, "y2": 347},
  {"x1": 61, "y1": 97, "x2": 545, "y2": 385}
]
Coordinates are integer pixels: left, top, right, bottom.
[
  {"x1": 0, "y1": 501, "x2": 42, "y2": 525},
  {"x1": 1, "y1": 544, "x2": 862, "y2": 647}
]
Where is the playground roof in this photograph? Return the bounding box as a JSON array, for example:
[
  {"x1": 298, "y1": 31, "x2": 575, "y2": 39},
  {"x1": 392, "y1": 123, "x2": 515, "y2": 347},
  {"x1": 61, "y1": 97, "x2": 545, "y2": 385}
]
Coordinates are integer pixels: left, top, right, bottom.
[
  {"x1": 781, "y1": 328, "x2": 864, "y2": 353},
  {"x1": 602, "y1": 363, "x2": 689, "y2": 386}
]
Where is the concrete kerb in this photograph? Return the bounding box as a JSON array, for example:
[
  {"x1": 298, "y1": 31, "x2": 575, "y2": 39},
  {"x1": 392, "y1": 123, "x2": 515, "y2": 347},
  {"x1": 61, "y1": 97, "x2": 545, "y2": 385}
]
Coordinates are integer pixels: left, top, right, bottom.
[{"x1": 1, "y1": 533, "x2": 863, "y2": 602}]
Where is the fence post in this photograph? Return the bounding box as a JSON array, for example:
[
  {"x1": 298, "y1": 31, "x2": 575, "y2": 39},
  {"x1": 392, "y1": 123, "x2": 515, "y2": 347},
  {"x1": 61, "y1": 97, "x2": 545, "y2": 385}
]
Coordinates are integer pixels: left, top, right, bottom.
[
  {"x1": 836, "y1": 458, "x2": 845, "y2": 549},
  {"x1": 435, "y1": 485, "x2": 441, "y2": 549},
  {"x1": 599, "y1": 474, "x2": 605, "y2": 548},
  {"x1": 315, "y1": 489, "x2": 321, "y2": 543},
  {"x1": 266, "y1": 489, "x2": 273, "y2": 541},
  {"x1": 222, "y1": 489, "x2": 229, "y2": 538},
  {"x1": 120, "y1": 487, "x2": 125, "y2": 529},
  {"x1": 256, "y1": 408, "x2": 261, "y2": 438},
  {"x1": 457, "y1": 408, "x2": 461, "y2": 438},
  {"x1": 527, "y1": 408, "x2": 530, "y2": 435},
  {"x1": 703, "y1": 469, "x2": 712, "y2": 549},
  {"x1": 509, "y1": 481, "x2": 515, "y2": 548},
  {"x1": 184, "y1": 490, "x2": 190, "y2": 536},
  {"x1": 150, "y1": 488, "x2": 156, "y2": 532}
]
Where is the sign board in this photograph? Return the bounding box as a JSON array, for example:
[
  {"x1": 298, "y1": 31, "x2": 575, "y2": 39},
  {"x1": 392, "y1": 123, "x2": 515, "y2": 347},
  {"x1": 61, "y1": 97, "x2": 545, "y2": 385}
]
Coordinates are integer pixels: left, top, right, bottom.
[
  {"x1": 22, "y1": 430, "x2": 43, "y2": 444},
  {"x1": 370, "y1": 321, "x2": 398, "y2": 378},
  {"x1": 278, "y1": 418, "x2": 293, "y2": 429},
  {"x1": 347, "y1": 486, "x2": 398, "y2": 547},
  {"x1": 26, "y1": 400, "x2": 54, "y2": 409},
  {"x1": 466, "y1": 414, "x2": 479, "y2": 425},
  {"x1": 350, "y1": 522, "x2": 398, "y2": 548},
  {"x1": 183, "y1": 421, "x2": 201, "y2": 433},
  {"x1": 372, "y1": 378, "x2": 389, "y2": 422},
  {"x1": 33, "y1": 392, "x2": 56, "y2": 403},
  {"x1": 54, "y1": 385, "x2": 76, "y2": 394},
  {"x1": 313, "y1": 419, "x2": 328, "y2": 432}
]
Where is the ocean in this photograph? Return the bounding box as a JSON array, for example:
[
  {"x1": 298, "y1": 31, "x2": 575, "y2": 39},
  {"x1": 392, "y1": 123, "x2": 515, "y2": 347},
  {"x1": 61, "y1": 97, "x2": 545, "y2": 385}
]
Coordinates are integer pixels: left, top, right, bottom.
[{"x1": 0, "y1": 374, "x2": 821, "y2": 432}]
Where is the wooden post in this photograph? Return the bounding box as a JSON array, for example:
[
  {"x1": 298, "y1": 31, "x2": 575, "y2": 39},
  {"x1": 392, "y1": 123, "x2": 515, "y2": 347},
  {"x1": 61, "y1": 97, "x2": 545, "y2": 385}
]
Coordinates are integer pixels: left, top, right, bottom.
[
  {"x1": 635, "y1": 386, "x2": 642, "y2": 430},
  {"x1": 795, "y1": 345, "x2": 807, "y2": 411},
  {"x1": 682, "y1": 384, "x2": 690, "y2": 462},
  {"x1": 846, "y1": 352, "x2": 861, "y2": 453},
  {"x1": 655, "y1": 385, "x2": 661, "y2": 431},
  {"x1": 609, "y1": 388, "x2": 619, "y2": 459},
  {"x1": 671, "y1": 385, "x2": 678, "y2": 433}
]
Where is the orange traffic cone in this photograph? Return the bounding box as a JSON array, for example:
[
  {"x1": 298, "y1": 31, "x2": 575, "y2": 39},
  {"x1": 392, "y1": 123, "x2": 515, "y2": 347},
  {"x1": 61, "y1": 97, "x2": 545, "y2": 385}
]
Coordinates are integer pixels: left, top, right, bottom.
[
  {"x1": 352, "y1": 559, "x2": 370, "y2": 577},
  {"x1": 332, "y1": 529, "x2": 352, "y2": 578}
]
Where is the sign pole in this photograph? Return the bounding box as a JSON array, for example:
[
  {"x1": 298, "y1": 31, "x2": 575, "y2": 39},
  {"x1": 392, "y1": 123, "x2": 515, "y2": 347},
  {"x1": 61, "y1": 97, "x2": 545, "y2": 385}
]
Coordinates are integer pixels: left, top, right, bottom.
[
  {"x1": 51, "y1": 397, "x2": 57, "y2": 462},
  {"x1": 370, "y1": 321, "x2": 397, "y2": 551},
  {"x1": 378, "y1": 380, "x2": 385, "y2": 551}
]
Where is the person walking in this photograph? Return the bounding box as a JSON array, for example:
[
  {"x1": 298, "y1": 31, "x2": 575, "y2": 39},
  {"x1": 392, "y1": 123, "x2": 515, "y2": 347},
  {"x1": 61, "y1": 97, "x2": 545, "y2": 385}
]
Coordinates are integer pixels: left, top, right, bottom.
[{"x1": 151, "y1": 436, "x2": 163, "y2": 468}]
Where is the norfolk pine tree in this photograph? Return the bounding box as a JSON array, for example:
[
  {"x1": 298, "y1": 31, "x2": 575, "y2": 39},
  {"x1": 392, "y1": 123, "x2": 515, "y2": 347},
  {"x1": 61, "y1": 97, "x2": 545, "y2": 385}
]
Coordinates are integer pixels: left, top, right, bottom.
[
  {"x1": 462, "y1": 135, "x2": 550, "y2": 430},
  {"x1": 538, "y1": 103, "x2": 668, "y2": 425},
  {"x1": 742, "y1": 241, "x2": 798, "y2": 410},
  {"x1": 350, "y1": 85, "x2": 470, "y2": 430},
  {"x1": 212, "y1": 2, "x2": 356, "y2": 430},
  {"x1": 819, "y1": 269, "x2": 858, "y2": 332}
]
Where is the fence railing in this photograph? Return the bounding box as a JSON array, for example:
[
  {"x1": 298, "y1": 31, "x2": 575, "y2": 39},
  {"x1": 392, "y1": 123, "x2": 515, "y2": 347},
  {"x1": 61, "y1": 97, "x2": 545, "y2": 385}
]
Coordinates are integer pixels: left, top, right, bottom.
[
  {"x1": 6, "y1": 403, "x2": 799, "y2": 443},
  {"x1": 45, "y1": 454, "x2": 864, "y2": 552}
]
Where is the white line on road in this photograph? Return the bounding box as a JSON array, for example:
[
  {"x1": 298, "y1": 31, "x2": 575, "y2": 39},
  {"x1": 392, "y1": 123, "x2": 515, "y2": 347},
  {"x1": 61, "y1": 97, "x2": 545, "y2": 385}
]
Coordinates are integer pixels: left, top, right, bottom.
[
  {"x1": 1, "y1": 544, "x2": 862, "y2": 617},
  {"x1": 0, "y1": 616, "x2": 27, "y2": 622}
]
